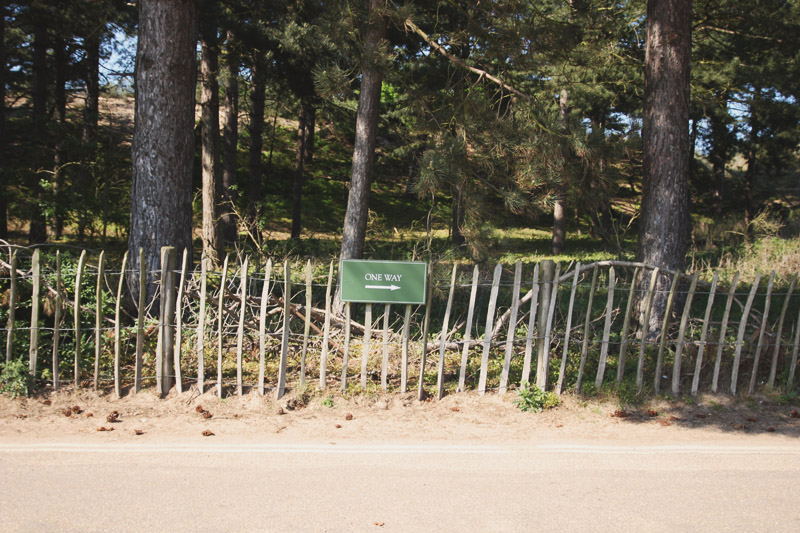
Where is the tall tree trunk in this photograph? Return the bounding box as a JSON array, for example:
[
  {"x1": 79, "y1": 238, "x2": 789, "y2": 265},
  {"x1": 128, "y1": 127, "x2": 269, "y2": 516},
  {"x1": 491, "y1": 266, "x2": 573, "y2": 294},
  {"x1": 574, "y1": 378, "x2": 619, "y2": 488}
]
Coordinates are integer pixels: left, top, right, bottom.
[
  {"x1": 552, "y1": 88, "x2": 569, "y2": 255},
  {"x1": 221, "y1": 31, "x2": 238, "y2": 244},
  {"x1": 745, "y1": 90, "x2": 761, "y2": 232},
  {"x1": 303, "y1": 105, "x2": 315, "y2": 163},
  {"x1": 200, "y1": 22, "x2": 222, "y2": 268},
  {"x1": 29, "y1": 8, "x2": 49, "y2": 243},
  {"x1": 83, "y1": 35, "x2": 100, "y2": 145},
  {"x1": 128, "y1": 0, "x2": 197, "y2": 302},
  {"x1": 710, "y1": 92, "x2": 728, "y2": 216},
  {"x1": 339, "y1": 0, "x2": 387, "y2": 261},
  {"x1": 636, "y1": 0, "x2": 692, "y2": 332},
  {"x1": 247, "y1": 57, "x2": 265, "y2": 213},
  {"x1": 291, "y1": 101, "x2": 307, "y2": 239},
  {"x1": 451, "y1": 184, "x2": 465, "y2": 246},
  {"x1": 0, "y1": 0, "x2": 7, "y2": 239},
  {"x1": 52, "y1": 36, "x2": 67, "y2": 240}
]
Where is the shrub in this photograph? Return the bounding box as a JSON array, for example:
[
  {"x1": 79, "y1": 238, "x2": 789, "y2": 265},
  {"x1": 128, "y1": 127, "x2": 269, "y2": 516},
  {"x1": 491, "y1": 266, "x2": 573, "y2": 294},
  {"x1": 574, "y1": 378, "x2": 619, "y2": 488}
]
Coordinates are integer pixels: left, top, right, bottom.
[
  {"x1": 515, "y1": 381, "x2": 559, "y2": 412},
  {"x1": 1, "y1": 359, "x2": 34, "y2": 399}
]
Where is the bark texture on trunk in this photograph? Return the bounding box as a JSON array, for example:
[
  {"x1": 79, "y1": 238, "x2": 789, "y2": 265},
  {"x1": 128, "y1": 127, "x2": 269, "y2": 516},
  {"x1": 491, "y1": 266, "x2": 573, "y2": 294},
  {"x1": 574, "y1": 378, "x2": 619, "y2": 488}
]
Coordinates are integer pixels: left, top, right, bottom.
[
  {"x1": 53, "y1": 36, "x2": 67, "y2": 240},
  {"x1": 745, "y1": 92, "x2": 760, "y2": 231},
  {"x1": 82, "y1": 35, "x2": 100, "y2": 145},
  {"x1": 710, "y1": 92, "x2": 728, "y2": 216},
  {"x1": 221, "y1": 33, "x2": 238, "y2": 244},
  {"x1": 340, "y1": 0, "x2": 387, "y2": 261},
  {"x1": 201, "y1": 24, "x2": 223, "y2": 268},
  {"x1": 291, "y1": 101, "x2": 308, "y2": 239},
  {"x1": 636, "y1": 0, "x2": 692, "y2": 331},
  {"x1": 128, "y1": 0, "x2": 197, "y2": 301},
  {"x1": 248, "y1": 58, "x2": 266, "y2": 212}
]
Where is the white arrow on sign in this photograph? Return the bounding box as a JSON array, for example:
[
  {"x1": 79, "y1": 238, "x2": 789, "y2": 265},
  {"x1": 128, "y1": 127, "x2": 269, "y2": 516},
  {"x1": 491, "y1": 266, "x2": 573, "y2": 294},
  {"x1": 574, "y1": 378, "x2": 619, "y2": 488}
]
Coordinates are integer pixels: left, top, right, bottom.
[{"x1": 365, "y1": 284, "x2": 401, "y2": 291}]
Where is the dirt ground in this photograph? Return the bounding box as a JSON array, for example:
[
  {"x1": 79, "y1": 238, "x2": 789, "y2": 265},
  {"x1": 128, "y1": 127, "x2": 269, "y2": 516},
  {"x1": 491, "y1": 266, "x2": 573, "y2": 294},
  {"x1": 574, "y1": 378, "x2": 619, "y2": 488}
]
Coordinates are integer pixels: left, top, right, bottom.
[{"x1": 2, "y1": 384, "x2": 799, "y2": 448}]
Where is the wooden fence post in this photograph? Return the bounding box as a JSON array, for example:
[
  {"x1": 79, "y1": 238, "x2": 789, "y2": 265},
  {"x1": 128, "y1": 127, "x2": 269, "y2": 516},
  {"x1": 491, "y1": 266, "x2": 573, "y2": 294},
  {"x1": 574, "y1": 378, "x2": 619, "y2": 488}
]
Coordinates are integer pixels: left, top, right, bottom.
[
  {"x1": 93, "y1": 250, "x2": 105, "y2": 390},
  {"x1": 787, "y1": 306, "x2": 800, "y2": 388},
  {"x1": 29, "y1": 249, "x2": 40, "y2": 377},
  {"x1": 361, "y1": 303, "x2": 372, "y2": 390},
  {"x1": 595, "y1": 266, "x2": 615, "y2": 389},
  {"x1": 458, "y1": 265, "x2": 480, "y2": 392},
  {"x1": 300, "y1": 260, "x2": 312, "y2": 388},
  {"x1": 197, "y1": 259, "x2": 208, "y2": 394},
  {"x1": 381, "y1": 304, "x2": 391, "y2": 393},
  {"x1": 236, "y1": 257, "x2": 248, "y2": 396},
  {"x1": 671, "y1": 272, "x2": 699, "y2": 395},
  {"x1": 276, "y1": 260, "x2": 290, "y2": 400},
  {"x1": 577, "y1": 266, "x2": 599, "y2": 393},
  {"x1": 173, "y1": 249, "x2": 188, "y2": 394},
  {"x1": 341, "y1": 302, "x2": 351, "y2": 392},
  {"x1": 320, "y1": 261, "x2": 333, "y2": 390},
  {"x1": 159, "y1": 247, "x2": 176, "y2": 395},
  {"x1": 134, "y1": 248, "x2": 145, "y2": 393},
  {"x1": 731, "y1": 274, "x2": 760, "y2": 394},
  {"x1": 636, "y1": 267, "x2": 659, "y2": 391},
  {"x1": 692, "y1": 271, "x2": 718, "y2": 396},
  {"x1": 522, "y1": 264, "x2": 540, "y2": 386},
  {"x1": 617, "y1": 266, "x2": 640, "y2": 384},
  {"x1": 537, "y1": 261, "x2": 558, "y2": 390},
  {"x1": 74, "y1": 250, "x2": 87, "y2": 387},
  {"x1": 478, "y1": 263, "x2": 503, "y2": 395},
  {"x1": 499, "y1": 261, "x2": 522, "y2": 395},
  {"x1": 114, "y1": 252, "x2": 128, "y2": 398},
  {"x1": 768, "y1": 276, "x2": 796, "y2": 389},
  {"x1": 258, "y1": 259, "x2": 272, "y2": 396},
  {"x1": 749, "y1": 270, "x2": 775, "y2": 394},
  {"x1": 401, "y1": 304, "x2": 412, "y2": 393},
  {"x1": 5, "y1": 251, "x2": 17, "y2": 364},
  {"x1": 438, "y1": 264, "x2": 459, "y2": 399},
  {"x1": 417, "y1": 269, "x2": 434, "y2": 400},
  {"x1": 217, "y1": 254, "x2": 229, "y2": 398},
  {"x1": 654, "y1": 271, "x2": 680, "y2": 395},
  {"x1": 52, "y1": 251, "x2": 62, "y2": 390},
  {"x1": 711, "y1": 273, "x2": 739, "y2": 393},
  {"x1": 557, "y1": 263, "x2": 581, "y2": 394}
]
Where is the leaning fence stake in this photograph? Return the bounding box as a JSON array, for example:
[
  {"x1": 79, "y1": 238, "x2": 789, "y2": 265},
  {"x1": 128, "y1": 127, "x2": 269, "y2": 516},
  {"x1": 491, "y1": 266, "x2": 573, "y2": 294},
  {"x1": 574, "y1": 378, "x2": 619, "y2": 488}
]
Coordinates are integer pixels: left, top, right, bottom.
[
  {"x1": 217, "y1": 254, "x2": 229, "y2": 398},
  {"x1": 539, "y1": 262, "x2": 560, "y2": 391},
  {"x1": 93, "y1": 250, "x2": 104, "y2": 390},
  {"x1": 522, "y1": 264, "x2": 540, "y2": 386},
  {"x1": 300, "y1": 260, "x2": 312, "y2": 388},
  {"x1": 401, "y1": 304, "x2": 412, "y2": 393},
  {"x1": 616, "y1": 266, "x2": 640, "y2": 384},
  {"x1": 478, "y1": 263, "x2": 503, "y2": 395},
  {"x1": 654, "y1": 271, "x2": 680, "y2": 395},
  {"x1": 731, "y1": 274, "x2": 760, "y2": 395},
  {"x1": 276, "y1": 260, "x2": 291, "y2": 400},
  {"x1": 29, "y1": 249, "x2": 41, "y2": 378},
  {"x1": 319, "y1": 261, "x2": 334, "y2": 390},
  {"x1": 258, "y1": 259, "x2": 272, "y2": 396},
  {"x1": 577, "y1": 266, "x2": 599, "y2": 393},
  {"x1": 595, "y1": 266, "x2": 615, "y2": 389},
  {"x1": 712, "y1": 272, "x2": 739, "y2": 393},
  {"x1": 417, "y1": 269, "x2": 434, "y2": 400},
  {"x1": 173, "y1": 249, "x2": 188, "y2": 395},
  {"x1": 197, "y1": 259, "x2": 208, "y2": 394},
  {"x1": 672, "y1": 272, "x2": 699, "y2": 395},
  {"x1": 361, "y1": 303, "x2": 372, "y2": 390},
  {"x1": 52, "y1": 251, "x2": 62, "y2": 391},
  {"x1": 74, "y1": 250, "x2": 87, "y2": 388},
  {"x1": 438, "y1": 264, "x2": 459, "y2": 399},
  {"x1": 769, "y1": 275, "x2": 796, "y2": 389},
  {"x1": 341, "y1": 302, "x2": 352, "y2": 392},
  {"x1": 787, "y1": 302, "x2": 800, "y2": 388},
  {"x1": 5, "y1": 251, "x2": 17, "y2": 364},
  {"x1": 458, "y1": 265, "x2": 480, "y2": 392},
  {"x1": 500, "y1": 261, "x2": 522, "y2": 395},
  {"x1": 381, "y1": 304, "x2": 391, "y2": 393},
  {"x1": 636, "y1": 268, "x2": 659, "y2": 392},
  {"x1": 557, "y1": 263, "x2": 581, "y2": 394},
  {"x1": 692, "y1": 271, "x2": 718, "y2": 396},
  {"x1": 749, "y1": 270, "x2": 775, "y2": 395},
  {"x1": 114, "y1": 251, "x2": 128, "y2": 398},
  {"x1": 236, "y1": 257, "x2": 248, "y2": 397}
]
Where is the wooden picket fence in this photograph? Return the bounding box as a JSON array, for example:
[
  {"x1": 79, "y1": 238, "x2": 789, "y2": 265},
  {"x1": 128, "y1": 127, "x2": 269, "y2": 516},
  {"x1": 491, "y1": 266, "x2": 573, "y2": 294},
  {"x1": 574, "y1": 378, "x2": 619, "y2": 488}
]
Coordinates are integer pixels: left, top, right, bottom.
[{"x1": 2, "y1": 245, "x2": 799, "y2": 400}]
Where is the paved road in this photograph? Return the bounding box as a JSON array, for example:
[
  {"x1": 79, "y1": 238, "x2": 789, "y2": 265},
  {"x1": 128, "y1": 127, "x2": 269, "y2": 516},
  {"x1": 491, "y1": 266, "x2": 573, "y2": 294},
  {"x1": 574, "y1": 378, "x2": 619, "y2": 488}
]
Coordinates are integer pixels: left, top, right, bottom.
[{"x1": 1, "y1": 441, "x2": 798, "y2": 532}]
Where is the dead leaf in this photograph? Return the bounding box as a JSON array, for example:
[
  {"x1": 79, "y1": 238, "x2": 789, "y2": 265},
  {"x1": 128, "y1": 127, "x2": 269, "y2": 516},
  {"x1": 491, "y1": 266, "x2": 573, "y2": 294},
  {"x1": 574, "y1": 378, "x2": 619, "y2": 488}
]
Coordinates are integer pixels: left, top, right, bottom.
[
  {"x1": 335, "y1": 424, "x2": 342, "y2": 429},
  {"x1": 345, "y1": 413, "x2": 353, "y2": 421},
  {"x1": 450, "y1": 407, "x2": 460, "y2": 412},
  {"x1": 133, "y1": 429, "x2": 144, "y2": 435},
  {"x1": 373, "y1": 522, "x2": 384, "y2": 527},
  {"x1": 732, "y1": 423, "x2": 746, "y2": 430},
  {"x1": 789, "y1": 410, "x2": 798, "y2": 419},
  {"x1": 202, "y1": 430, "x2": 214, "y2": 437},
  {"x1": 106, "y1": 411, "x2": 120, "y2": 423},
  {"x1": 745, "y1": 417, "x2": 758, "y2": 422},
  {"x1": 646, "y1": 409, "x2": 658, "y2": 417},
  {"x1": 202, "y1": 411, "x2": 213, "y2": 419},
  {"x1": 659, "y1": 420, "x2": 671, "y2": 426},
  {"x1": 42, "y1": 399, "x2": 52, "y2": 406},
  {"x1": 96, "y1": 426, "x2": 114, "y2": 432},
  {"x1": 195, "y1": 405, "x2": 205, "y2": 413},
  {"x1": 611, "y1": 410, "x2": 628, "y2": 418},
  {"x1": 694, "y1": 413, "x2": 706, "y2": 419},
  {"x1": 766, "y1": 427, "x2": 775, "y2": 432}
]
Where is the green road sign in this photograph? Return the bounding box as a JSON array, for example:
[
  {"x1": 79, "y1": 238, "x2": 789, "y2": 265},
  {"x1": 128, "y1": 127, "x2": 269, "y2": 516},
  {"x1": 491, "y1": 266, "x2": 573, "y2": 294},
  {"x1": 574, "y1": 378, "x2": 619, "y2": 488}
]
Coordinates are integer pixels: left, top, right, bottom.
[{"x1": 340, "y1": 260, "x2": 427, "y2": 304}]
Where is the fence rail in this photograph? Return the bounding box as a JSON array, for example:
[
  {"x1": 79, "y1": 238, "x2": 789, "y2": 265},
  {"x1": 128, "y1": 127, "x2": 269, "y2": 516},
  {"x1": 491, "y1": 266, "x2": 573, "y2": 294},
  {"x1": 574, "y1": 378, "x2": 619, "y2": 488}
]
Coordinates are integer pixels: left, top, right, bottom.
[{"x1": 2, "y1": 245, "x2": 799, "y2": 400}]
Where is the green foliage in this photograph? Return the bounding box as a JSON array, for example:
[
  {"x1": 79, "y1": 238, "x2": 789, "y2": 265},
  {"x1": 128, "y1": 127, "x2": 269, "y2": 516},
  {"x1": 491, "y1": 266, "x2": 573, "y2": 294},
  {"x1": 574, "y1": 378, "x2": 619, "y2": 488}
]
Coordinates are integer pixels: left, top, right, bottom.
[
  {"x1": 514, "y1": 381, "x2": 559, "y2": 413},
  {"x1": 0, "y1": 359, "x2": 34, "y2": 399}
]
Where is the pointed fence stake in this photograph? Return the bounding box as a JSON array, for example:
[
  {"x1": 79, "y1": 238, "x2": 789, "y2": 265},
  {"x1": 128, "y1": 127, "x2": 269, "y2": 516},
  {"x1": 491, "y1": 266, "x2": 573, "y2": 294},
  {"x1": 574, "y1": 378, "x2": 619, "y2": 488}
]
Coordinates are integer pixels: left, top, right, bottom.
[
  {"x1": 712, "y1": 273, "x2": 739, "y2": 393},
  {"x1": 557, "y1": 263, "x2": 581, "y2": 394},
  {"x1": 671, "y1": 272, "x2": 699, "y2": 395},
  {"x1": 500, "y1": 261, "x2": 522, "y2": 395},
  {"x1": 478, "y1": 264, "x2": 503, "y2": 395},
  {"x1": 114, "y1": 252, "x2": 128, "y2": 398},
  {"x1": 692, "y1": 271, "x2": 718, "y2": 396},
  {"x1": 458, "y1": 265, "x2": 480, "y2": 392},
  {"x1": 438, "y1": 264, "x2": 459, "y2": 399},
  {"x1": 731, "y1": 274, "x2": 761, "y2": 394},
  {"x1": 749, "y1": 270, "x2": 775, "y2": 394}
]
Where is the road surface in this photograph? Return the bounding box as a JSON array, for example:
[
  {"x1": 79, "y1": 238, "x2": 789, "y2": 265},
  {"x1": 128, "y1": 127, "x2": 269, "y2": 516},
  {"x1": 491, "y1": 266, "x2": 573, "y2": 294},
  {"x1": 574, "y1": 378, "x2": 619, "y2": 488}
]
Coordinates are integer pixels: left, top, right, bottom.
[{"x1": 1, "y1": 439, "x2": 798, "y2": 532}]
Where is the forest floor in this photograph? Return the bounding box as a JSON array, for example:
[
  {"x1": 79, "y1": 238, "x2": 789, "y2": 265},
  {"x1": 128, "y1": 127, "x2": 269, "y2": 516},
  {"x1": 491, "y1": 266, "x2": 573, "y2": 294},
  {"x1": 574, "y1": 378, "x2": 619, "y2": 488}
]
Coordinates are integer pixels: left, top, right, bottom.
[{"x1": 2, "y1": 386, "x2": 798, "y2": 447}]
